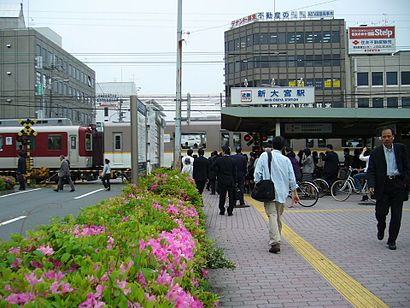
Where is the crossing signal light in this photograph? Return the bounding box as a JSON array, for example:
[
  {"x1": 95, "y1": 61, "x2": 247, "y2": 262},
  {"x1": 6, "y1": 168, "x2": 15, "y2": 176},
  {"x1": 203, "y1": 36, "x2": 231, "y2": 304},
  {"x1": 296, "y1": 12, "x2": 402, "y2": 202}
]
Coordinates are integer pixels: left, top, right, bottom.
[{"x1": 244, "y1": 134, "x2": 252, "y2": 142}]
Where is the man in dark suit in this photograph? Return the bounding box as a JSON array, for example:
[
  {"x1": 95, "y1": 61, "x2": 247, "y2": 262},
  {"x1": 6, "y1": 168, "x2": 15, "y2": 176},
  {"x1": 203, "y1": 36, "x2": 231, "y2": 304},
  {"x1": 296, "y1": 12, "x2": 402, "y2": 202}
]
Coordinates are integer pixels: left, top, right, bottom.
[
  {"x1": 231, "y1": 146, "x2": 249, "y2": 208},
  {"x1": 322, "y1": 144, "x2": 339, "y2": 185},
  {"x1": 193, "y1": 148, "x2": 210, "y2": 194},
  {"x1": 367, "y1": 127, "x2": 410, "y2": 250},
  {"x1": 212, "y1": 145, "x2": 237, "y2": 216}
]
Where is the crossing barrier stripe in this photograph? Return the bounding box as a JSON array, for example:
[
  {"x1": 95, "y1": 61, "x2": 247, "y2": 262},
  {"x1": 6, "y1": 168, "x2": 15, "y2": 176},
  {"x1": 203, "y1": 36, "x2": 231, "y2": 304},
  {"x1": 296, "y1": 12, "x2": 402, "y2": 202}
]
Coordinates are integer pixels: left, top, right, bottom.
[{"x1": 245, "y1": 196, "x2": 388, "y2": 308}]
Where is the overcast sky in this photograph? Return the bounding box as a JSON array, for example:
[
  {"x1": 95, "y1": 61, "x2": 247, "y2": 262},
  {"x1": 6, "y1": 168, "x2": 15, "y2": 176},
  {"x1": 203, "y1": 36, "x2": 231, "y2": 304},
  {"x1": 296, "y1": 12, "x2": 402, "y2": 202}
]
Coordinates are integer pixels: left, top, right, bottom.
[{"x1": 3, "y1": 0, "x2": 410, "y2": 96}]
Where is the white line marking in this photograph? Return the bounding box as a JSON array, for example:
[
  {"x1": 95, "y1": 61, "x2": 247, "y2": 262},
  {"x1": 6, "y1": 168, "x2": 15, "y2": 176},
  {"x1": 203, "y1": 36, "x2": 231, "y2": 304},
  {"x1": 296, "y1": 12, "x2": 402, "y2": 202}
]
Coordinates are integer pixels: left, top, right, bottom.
[
  {"x1": 0, "y1": 188, "x2": 42, "y2": 198},
  {"x1": 74, "y1": 188, "x2": 105, "y2": 200},
  {"x1": 0, "y1": 215, "x2": 27, "y2": 227}
]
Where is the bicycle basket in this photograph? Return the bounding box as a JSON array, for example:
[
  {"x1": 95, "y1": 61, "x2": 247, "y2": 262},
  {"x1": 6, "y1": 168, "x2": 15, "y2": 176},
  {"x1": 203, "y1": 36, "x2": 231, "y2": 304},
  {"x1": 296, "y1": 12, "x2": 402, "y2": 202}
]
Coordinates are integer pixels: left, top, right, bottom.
[{"x1": 338, "y1": 168, "x2": 349, "y2": 180}]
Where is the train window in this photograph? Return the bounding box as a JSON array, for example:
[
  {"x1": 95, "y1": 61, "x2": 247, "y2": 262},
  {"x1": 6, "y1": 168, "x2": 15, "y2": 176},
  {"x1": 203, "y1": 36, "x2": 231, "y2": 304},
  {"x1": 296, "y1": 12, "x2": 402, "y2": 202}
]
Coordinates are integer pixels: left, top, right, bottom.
[
  {"x1": 318, "y1": 139, "x2": 327, "y2": 148},
  {"x1": 85, "y1": 133, "x2": 92, "y2": 151},
  {"x1": 70, "y1": 136, "x2": 76, "y2": 149},
  {"x1": 114, "y1": 133, "x2": 122, "y2": 151},
  {"x1": 0, "y1": 136, "x2": 3, "y2": 151},
  {"x1": 306, "y1": 139, "x2": 314, "y2": 148},
  {"x1": 342, "y1": 138, "x2": 363, "y2": 148},
  {"x1": 221, "y1": 132, "x2": 229, "y2": 148},
  {"x1": 181, "y1": 133, "x2": 206, "y2": 149},
  {"x1": 48, "y1": 135, "x2": 62, "y2": 150},
  {"x1": 233, "y1": 133, "x2": 241, "y2": 148}
]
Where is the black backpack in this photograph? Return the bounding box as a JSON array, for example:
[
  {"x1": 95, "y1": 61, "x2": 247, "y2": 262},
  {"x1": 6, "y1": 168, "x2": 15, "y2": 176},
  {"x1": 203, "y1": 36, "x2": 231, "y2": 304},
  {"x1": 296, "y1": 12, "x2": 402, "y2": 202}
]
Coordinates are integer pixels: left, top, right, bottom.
[{"x1": 184, "y1": 157, "x2": 191, "y2": 165}]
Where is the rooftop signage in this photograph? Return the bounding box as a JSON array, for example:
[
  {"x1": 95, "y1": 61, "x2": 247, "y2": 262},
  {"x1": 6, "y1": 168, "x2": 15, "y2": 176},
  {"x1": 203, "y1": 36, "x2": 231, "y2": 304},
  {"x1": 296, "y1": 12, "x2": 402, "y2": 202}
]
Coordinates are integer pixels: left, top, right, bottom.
[
  {"x1": 348, "y1": 26, "x2": 396, "y2": 54},
  {"x1": 231, "y1": 10, "x2": 334, "y2": 28},
  {"x1": 231, "y1": 87, "x2": 319, "y2": 107}
]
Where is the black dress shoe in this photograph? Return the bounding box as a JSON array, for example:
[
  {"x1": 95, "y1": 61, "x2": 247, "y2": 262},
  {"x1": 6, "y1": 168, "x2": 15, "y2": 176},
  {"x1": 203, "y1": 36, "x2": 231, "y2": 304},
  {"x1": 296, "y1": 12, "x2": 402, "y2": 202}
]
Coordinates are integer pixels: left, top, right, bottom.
[
  {"x1": 53, "y1": 189, "x2": 59, "y2": 192},
  {"x1": 269, "y1": 243, "x2": 280, "y2": 254},
  {"x1": 236, "y1": 204, "x2": 250, "y2": 208},
  {"x1": 70, "y1": 189, "x2": 75, "y2": 192},
  {"x1": 388, "y1": 242, "x2": 396, "y2": 250},
  {"x1": 377, "y1": 230, "x2": 384, "y2": 240},
  {"x1": 219, "y1": 212, "x2": 225, "y2": 215},
  {"x1": 227, "y1": 213, "x2": 233, "y2": 216}
]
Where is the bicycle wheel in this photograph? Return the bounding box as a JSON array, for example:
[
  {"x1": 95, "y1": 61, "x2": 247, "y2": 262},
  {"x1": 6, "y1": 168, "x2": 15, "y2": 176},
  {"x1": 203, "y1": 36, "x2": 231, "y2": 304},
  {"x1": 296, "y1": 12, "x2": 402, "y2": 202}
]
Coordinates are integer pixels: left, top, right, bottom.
[
  {"x1": 331, "y1": 179, "x2": 352, "y2": 201},
  {"x1": 313, "y1": 178, "x2": 329, "y2": 198},
  {"x1": 297, "y1": 181, "x2": 319, "y2": 207}
]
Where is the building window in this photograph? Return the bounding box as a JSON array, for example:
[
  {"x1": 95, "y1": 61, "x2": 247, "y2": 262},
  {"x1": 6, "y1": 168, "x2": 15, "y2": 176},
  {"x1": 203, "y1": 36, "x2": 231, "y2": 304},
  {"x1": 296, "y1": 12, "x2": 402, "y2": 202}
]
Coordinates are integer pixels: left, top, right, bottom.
[
  {"x1": 401, "y1": 71, "x2": 410, "y2": 85},
  {"x1": 386, "y1": 97, "x2": 398, "y2": 108},
  {"x1": 402, "y1": 97, "x2": 410, "y2": 108},
  {"x1": 278, "y1": 33, "x2": 286, "y2": 44},
  {"x1": 357, "y1": 98, "x2": 369, "y2": 108},
  {"x1": 386, "y1": 72, "x2": 398, "y2": 85},
  {"x1": 331, "y1": 31, "x2": 340, "y2": 43},
  {"x1": 357, "y1": 72, "x2": 368, "y2": 86},
  {"x1": 372, "y1": 72, "x2": 383, "y2": 86},
  {"x1": 372, "y1": 97, "x2": 384, "y2": 108},
  {"x1": 104, "y1": 107, "x2": 109, "y2": 117}
]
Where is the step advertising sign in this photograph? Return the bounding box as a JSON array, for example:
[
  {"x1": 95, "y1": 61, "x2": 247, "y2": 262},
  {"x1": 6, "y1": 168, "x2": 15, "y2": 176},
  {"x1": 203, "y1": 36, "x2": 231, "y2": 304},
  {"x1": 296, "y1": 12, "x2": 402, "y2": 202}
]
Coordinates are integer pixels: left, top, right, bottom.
[{"x1": 348, "y1": 26, "x2": 395, "y2": 54}]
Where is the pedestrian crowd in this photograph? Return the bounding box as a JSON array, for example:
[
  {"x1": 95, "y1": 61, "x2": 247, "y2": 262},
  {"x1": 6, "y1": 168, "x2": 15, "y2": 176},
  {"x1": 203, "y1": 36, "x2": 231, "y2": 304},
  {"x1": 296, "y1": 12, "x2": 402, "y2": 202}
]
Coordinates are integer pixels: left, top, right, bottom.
[{"x1": 180, "y1": 127, "x2": 409, "y2": 253}]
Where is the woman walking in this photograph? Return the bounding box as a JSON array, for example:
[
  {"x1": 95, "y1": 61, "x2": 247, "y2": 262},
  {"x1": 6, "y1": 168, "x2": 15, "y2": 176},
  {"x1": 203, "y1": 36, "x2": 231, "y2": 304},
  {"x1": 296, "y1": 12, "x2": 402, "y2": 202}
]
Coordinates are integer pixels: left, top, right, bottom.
[
  {"x1": 101, "y1": 158, "x2": 111, "y2": 191},
  {"x1": 301, "y1": 148, "x2": 315, "y2": 182}
]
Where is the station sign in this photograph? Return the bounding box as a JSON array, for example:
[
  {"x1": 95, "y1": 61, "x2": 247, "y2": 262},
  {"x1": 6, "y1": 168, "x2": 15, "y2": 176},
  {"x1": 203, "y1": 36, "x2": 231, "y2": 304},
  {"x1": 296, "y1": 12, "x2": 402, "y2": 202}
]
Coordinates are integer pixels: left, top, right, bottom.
[
  {"x1": 231, "y1": 87, "x2": 315, "y2": 105},
  {"x1": 348, "y1": 26, "x2": 396, "y2": 54}
]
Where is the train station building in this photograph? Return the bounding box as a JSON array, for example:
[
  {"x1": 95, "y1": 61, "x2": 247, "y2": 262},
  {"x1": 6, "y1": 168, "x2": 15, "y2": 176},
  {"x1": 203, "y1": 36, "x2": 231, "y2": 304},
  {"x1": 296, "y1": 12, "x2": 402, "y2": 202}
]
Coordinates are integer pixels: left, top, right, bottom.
[{"x1": 222, "y1": 11, "x2": 410, "y2": 148}]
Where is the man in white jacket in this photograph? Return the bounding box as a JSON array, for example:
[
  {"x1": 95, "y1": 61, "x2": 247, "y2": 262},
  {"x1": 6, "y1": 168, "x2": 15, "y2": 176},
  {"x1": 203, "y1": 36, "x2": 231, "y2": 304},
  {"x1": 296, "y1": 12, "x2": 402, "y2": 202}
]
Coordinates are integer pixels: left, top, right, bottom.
[
  {"x1": 181, "y1": 149, "x2": 194, "y2": 177},
  {"x1": 254, "y1": 137, "x2": 299, "y2": 254}
]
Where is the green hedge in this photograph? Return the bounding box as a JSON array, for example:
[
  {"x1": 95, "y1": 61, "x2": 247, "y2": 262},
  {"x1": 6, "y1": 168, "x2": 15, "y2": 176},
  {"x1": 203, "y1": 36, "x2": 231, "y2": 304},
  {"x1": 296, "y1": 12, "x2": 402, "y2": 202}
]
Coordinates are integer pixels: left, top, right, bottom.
[
  {"x1": 0, "y1": 169, "x2": 233, "y2": 307},
  {"x1": 0, "y1": 176, "x2": 16, "y2": 191}
]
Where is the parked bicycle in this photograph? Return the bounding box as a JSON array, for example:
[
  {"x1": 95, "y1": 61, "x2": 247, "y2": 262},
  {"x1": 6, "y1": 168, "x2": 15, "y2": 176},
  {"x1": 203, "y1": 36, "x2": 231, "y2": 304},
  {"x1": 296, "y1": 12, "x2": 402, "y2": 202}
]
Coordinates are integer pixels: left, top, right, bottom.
[
  {"x1": 295, "y1": 180, "x2": 319, "y2": 207},
  {"x1": 330, "y1": 167, "x2": 375, "y2": 203},
  {"x1": 312, "y1": 178, "x2": 330, "y2": 198}
]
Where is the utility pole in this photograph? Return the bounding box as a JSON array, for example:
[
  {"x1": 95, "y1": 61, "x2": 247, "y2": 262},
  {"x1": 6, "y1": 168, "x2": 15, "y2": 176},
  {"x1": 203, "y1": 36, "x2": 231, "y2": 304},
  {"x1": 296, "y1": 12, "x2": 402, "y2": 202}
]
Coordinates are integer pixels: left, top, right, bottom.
[
  {"x1": 174, "y1": 0, "x2": 183, "y2": 170},
  {"x1": 118, "y1": 99, "x2": 124, "y2": 122}
]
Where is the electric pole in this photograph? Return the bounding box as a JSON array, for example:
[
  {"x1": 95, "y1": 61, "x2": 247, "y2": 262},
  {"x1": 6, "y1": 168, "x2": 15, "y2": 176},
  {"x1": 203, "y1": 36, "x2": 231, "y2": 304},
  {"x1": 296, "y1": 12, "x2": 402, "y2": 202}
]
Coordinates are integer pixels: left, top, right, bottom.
[{"x1": 174, "y1": 0, "x2": 183, "y2": 170}]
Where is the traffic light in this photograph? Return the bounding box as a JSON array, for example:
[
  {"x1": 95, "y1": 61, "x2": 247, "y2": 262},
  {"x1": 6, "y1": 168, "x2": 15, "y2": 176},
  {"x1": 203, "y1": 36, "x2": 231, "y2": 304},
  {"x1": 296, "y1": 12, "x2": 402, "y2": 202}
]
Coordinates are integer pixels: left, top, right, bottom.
[{"x1": 261, "y1": 135, "x2": 268, "y2": 142}]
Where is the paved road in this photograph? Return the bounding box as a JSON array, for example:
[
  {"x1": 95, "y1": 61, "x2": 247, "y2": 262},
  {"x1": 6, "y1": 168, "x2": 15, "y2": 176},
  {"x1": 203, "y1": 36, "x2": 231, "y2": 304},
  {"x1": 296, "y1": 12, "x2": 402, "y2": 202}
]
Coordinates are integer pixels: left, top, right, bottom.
[
  {"x1": 204, "y1": 191, "x2": 410, "y2": 307},
  {"x1": 0, "y1": 181, "x2": 125, "y2": 241}
]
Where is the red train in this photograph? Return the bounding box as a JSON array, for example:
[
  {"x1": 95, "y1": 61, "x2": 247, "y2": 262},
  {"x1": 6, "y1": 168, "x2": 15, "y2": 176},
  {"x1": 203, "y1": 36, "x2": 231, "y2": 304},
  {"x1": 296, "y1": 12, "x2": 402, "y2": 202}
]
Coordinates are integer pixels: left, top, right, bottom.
[{"x1": 0, "y1": 118, "x2": 164, "y2": 182}]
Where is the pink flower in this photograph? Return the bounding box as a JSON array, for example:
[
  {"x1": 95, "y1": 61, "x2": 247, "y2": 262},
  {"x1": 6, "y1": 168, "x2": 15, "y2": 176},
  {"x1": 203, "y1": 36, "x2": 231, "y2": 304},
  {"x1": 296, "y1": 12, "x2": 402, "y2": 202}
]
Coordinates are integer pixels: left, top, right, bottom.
[
  {"x1": 166, "y1": 284, "x2": 203, "y2": 308},
  {"x1": 11, "y1": 257, "x2": 21, "y2": 269},
  {"x1": 145, "y1": 292, "x2": 157, "y2": 301},
  {"x1": 29, "y1": 260, "x2": 43, "y2": 269},
  {"x1": 106, "y1": 236, "x2": 114, "y2": 250},
  {"x1": 6, "y1": 292, "x2": 35, "y2": 305},
  {"x1": 116, "y1": 279, "x2": 131, "y2": 295},
  {"x1": 95, "y1": 284, "x2": 105, "y2": 298},
  {"x1": 150, "y1": 183, "x2": 158, "y2": 191},
  {"x1": 25, "y1": 273, "x2": 43, "y2": 286},
  {"x1": 8, "y1": 247, "x2": 21, "y2": 255},
  {"x1": 37, "y1": 244, "x2": 54, "y2": 256},
  {"x1": 152, "y1": 203, "x2": 163, "y2": 210},
  {"x1": 79, "y1": 293, "x2": 105, "y2": 308},
  {"x1": 200, "y1": 268, "x2": 208, "y2": 277}
]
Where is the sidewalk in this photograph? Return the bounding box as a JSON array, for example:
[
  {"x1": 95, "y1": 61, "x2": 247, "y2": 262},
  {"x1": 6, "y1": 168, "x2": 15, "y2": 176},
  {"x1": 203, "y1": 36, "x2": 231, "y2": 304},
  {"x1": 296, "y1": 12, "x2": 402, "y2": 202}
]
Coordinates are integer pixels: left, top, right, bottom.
[{"x1": 204, "y1": 191, "x2": 410, "y2": 308}]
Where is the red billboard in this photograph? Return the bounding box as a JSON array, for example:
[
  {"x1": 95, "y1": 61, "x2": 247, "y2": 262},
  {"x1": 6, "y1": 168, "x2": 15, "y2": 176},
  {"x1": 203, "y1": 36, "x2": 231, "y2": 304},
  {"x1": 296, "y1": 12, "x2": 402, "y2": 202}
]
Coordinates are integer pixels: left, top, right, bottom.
[{"x1": 348, "y1": 26, "x2": 396, "y2": 54}]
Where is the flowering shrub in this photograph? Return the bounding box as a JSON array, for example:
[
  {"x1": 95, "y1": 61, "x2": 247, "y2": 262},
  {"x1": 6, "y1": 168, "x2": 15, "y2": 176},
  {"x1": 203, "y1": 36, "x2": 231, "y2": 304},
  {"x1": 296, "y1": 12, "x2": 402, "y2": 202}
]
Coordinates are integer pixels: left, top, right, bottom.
[
  {"x1": 0, "y1": 175, "x2": 16, "y2": 191},
  {"x1": 0, "y1": 169, "x2": 232, "y2": 307}
]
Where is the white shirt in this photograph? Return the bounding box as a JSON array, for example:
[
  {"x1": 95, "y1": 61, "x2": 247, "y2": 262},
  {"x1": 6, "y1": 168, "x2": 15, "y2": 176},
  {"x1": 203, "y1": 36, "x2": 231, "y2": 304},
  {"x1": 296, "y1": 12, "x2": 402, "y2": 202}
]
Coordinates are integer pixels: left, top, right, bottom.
[
  {"x1": 254, "y1": 149, "x2": 298, "y2": 203},
  {"x1": 181, "y1": 155, "x2": 194, "y2": 177},
  {"x1": 359, "y1": 153, "x2": 370, "y2": 172},
  {"x1": 102, "y1": 163, "x2": 111, "y2": 176}
]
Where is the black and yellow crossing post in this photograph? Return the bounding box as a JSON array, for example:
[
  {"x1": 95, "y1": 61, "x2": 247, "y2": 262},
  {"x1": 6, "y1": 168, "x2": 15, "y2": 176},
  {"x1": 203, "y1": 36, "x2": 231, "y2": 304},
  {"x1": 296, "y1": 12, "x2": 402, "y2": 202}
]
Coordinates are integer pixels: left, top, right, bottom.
[{"x1": 18, "y1": 119, "x2": 37, "y2": 185}]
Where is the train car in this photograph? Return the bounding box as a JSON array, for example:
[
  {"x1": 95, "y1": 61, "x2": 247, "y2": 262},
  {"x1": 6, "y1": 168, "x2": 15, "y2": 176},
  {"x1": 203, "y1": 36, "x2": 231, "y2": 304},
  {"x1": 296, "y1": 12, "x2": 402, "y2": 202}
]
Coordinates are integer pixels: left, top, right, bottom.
[{"x1": 163, "y1": 120, "x2": 375, "y2": 166}]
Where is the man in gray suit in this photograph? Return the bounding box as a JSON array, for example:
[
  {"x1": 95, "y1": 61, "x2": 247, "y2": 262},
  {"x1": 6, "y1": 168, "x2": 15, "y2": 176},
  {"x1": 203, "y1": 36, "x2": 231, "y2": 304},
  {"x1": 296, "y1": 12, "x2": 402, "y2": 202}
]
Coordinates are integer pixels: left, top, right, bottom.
[{"x1": 54, "y1": 155, "x2": 75, "y2": 192}]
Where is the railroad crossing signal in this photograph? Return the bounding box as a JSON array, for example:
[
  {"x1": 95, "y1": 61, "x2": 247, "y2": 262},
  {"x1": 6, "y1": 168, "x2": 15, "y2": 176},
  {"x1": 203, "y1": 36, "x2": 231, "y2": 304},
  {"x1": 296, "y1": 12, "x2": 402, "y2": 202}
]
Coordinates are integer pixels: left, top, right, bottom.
[{"x1": 18, "y1": 119, "x2": 38, "y2": 137}]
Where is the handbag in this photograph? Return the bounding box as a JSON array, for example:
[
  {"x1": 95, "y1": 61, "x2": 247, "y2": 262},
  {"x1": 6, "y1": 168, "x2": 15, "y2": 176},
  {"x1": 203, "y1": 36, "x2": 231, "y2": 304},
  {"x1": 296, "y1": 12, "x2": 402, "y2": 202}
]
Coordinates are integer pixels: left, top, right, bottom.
[{"x1": 251, "y1": 151, "x2": 275, "y2": 202}]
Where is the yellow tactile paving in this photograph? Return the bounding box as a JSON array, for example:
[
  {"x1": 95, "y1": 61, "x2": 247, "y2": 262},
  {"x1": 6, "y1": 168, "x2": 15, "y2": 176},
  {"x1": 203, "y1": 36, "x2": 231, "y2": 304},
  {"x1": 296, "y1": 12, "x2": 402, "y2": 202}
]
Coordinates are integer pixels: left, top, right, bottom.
[{"x1": 245, "y1": 196, "x2": 388, "y2": 308}]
